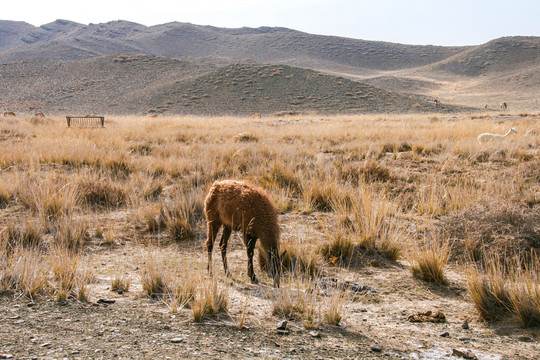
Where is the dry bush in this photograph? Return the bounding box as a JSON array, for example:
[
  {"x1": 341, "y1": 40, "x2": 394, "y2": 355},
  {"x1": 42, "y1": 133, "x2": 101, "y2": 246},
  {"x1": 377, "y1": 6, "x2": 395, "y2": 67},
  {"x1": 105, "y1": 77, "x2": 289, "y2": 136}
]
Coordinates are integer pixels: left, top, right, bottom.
[
  {"x1": 18, "y1": 178, "x2": 79, "y2": 222},
  {"x1": 410, "y1": 236, "x2": 450, "y2": 284},
  {"x1": 272, "y1": 277, "x2": 318, "y2": 323},
  {"x1": 2, "y1": 220, "x2": 44, "y2": 250},
  {"x1": 324, "y1": 288, "x2": 347, "y2": 326},
  {"x1": 77, "y1": 176, "x2": 128, "y2": 207},
  {"x1": 260, "y1": 161, "x2": 302, "y2": 194},
  {"x1": 52, "y1": 217, "x2": 89, "y2": 250},
  {"x1": 50, "y1": 247, "x2": 93, "y2": 302},
  {"x1": 165, "y1": 273, "x2": 197, "y2": 314},
  {"x1": 467, "y1": 252, "x2": 540, "y2": 327},
  {"x1": 0, "y1": 247, "x2": 49, "y2": 298},
  {"x1": 436, "y1": 203, "x2": 540, "y2": 265},
  {"x1": 302, "y1": 180, "x2": 351, "y2": 212},
  {"x1": 0, "y1": 180, "x2": 13, "y2": 208},
  {"x1": 467, "y1": 256, "x2": 513, "y2": 321},
  {"x1": 259, "y1": 238, "x2": 321, "y2": 278},
  {"x1": 140, "y1": 252, "x2": 172, "y2": 298},
  {"x1": 319, "y1": 230, "x2": 357, "y2": 266},
  {"x1": 163, "y1": 188, "x2": 204, "y2": 242},
  {"x1": 192, "y1": 277, "x2": 229, "y2": 322}
]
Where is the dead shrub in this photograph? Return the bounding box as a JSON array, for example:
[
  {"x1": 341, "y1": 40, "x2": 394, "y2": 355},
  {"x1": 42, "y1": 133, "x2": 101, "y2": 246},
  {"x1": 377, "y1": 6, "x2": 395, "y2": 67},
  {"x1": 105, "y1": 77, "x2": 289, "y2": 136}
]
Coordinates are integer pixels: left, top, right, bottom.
[
  {"x1": 77, "y1": 177, "x2": 127, "y2": 207},
  {"x1": 410, "y1": 237, "x2": 450, "y2": 284},
  {"x1": 435, "y1": 203, "x2": 540, "y2": 265},
  {"x1": 3, "y1": 220, "x2": 44, "y2": 250}
]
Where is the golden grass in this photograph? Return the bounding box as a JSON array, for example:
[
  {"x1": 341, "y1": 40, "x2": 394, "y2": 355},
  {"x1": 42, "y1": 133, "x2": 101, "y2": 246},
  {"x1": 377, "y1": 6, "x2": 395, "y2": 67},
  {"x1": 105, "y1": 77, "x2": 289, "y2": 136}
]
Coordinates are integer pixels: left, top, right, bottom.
[{"x1": 0, "y1": 113, "x2": 538, "y2": 326}]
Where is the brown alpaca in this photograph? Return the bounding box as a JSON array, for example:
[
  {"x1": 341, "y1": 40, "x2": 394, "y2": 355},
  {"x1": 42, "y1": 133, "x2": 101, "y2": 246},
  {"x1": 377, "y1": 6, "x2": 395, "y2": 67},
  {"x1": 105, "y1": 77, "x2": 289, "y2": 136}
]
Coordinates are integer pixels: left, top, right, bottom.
[
  {"x1": 500, "y1": 102, "x2": 507, "y2": 110},
  {"x1": 252, "y1": 113, "x2": 261, "y2": 118},
  {"x1": 205, "y1": 180, "x2": 281, "y2": 287},
  {"x1": 3, "y1": 111, "x2": 16, "y2": 117},
  {"x1": 433, "y1": 99, "x2": 441, "y2": 107},
  {"x1": 34, "y1": 112, "x2": 45, "y2": 117}
]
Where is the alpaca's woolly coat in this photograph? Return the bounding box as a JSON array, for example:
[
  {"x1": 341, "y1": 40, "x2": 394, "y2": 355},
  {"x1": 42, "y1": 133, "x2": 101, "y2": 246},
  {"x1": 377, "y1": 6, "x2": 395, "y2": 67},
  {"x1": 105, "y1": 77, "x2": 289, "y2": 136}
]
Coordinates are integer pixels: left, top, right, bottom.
[
  {"x1": 205, "y1": 180, "x2": 281, "y2": 285},
  {"x1": 205, "y1": 180, "x2": 280, "y2": 242}
]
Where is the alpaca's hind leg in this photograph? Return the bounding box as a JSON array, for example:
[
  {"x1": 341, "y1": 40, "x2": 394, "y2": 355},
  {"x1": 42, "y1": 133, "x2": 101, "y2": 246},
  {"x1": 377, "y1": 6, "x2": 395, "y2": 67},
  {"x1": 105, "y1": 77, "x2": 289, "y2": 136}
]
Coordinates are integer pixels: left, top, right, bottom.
[
  {"x1": 206, "y1": 221, "x2": 220, "y2": 276},
  {"x1": 246, "y1": 234, "x2": 259, "y2": 284},
  {"x1": 219, "y1": 225, "x2": 232, "y2": 277}
]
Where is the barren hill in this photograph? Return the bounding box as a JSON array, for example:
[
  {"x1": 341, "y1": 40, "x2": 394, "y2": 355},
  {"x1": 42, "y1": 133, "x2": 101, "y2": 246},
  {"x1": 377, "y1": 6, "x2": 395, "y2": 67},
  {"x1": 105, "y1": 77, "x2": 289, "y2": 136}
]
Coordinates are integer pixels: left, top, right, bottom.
[
  {"x1": 0, "y1": 55, "x2": 461, "y2": 115},
  {"x1": 0, "y1": 19, "x2": 538, "y2": 114},
  {"x1": 0, "y1": 20, "x2": 465, "y2": 73}
]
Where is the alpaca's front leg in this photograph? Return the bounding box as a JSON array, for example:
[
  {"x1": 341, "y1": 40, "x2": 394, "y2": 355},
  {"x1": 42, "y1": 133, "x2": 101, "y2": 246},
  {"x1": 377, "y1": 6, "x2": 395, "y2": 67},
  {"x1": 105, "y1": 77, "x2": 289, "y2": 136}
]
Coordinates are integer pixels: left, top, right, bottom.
[{"x1": 246, "y1": 234, "x2": 258, "y2": 284}]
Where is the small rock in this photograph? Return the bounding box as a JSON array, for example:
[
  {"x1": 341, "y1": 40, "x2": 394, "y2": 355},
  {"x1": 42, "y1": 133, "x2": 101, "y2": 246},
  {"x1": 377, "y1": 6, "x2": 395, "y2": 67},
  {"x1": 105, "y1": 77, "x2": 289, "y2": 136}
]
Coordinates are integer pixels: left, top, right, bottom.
[
  {"x1": 97, "y1": 298, "x2": 115, "y2": 304},
  {"x1": 309, "y1": 331, "x2": 321, "y2": 338},
  {"x1": 518, "y1": 336, "x2": 533, "y2": 342},
  {"x1": 170, "y1": 338, "x2": 184, "y2": 343},
  {"x1": 462, "y1": 320, "x2": 469, "y2": 329},
  {"x1": 94, "y1": 349, "x2": 105, "y2": 353},
  {"x1": 452, "y1": 348, "x2": 477, "y2": 359},
  {"x1": 277, "y1": 329, "x2": 290, "y2": 335},
  {"x1": 0, "y1": 354, "x2": 14, "y2": 359},
  {"x1": 40, "y1": 342, "x2": 52, "y2": 348},
  {"x1": 70, "y1": 351, "x2": 80, "y2": 355},
  {"x1": 408, "y1": 310, "x2": 446, "y2": 323},
  {"x1": 440, "y1": 332, "x2": 450, "y2": 337},
  {"x1": 276, "y1": 320, "x2": 288, "y2": 330},
  {"x1": 371, "y1": 344, "x2": 383, "y2": 352}
]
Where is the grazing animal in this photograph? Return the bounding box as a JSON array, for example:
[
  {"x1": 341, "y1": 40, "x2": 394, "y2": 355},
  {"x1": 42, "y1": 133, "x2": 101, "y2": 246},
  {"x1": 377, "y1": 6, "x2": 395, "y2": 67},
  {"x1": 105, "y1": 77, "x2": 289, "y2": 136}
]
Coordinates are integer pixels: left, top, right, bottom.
[
  {"x1": 205, "y1": 180, "x2": 282, "y2": 287},
  {"x1": 477, "y1": 128, "x2": 517, "y2": 144},
  {"x1": 252, "y1": 113, "x2": 261, "y2": 118},
  {"x1": 3, "y1": 111, "x2": 16, "y2": 117},
  {"x1": 433, "y1": 99, "x2": 441, "y2": 107},
  {"x1": 34, "y1": 112, "x2": 45, "y2": 117},
  {"x1": 500, "y1": 102, "x2": 507, "y2": 110}
]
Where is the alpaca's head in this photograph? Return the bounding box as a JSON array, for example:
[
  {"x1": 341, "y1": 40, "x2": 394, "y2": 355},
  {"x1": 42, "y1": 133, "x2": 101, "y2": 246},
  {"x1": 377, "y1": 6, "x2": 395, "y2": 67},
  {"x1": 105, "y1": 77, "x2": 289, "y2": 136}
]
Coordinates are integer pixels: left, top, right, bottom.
[{"x1": 511, "y1": 128, "x2": 517, "y2": 133}]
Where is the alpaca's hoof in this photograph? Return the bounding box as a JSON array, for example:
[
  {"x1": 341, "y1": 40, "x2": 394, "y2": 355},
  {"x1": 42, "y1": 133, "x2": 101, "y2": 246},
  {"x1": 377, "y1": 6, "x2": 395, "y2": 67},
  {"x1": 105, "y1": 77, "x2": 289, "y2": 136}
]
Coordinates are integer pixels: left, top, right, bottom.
[{"x1": 251, "y1": 277, "x2": 259, "y2": 284}]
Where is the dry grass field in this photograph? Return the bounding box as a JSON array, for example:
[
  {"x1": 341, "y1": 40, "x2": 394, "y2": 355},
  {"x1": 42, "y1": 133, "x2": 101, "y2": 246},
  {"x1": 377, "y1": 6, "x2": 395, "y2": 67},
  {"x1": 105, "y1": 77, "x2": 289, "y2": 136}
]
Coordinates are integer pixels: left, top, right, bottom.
[{"x1": 1, "y1": 112, "x2": 539, "y2": 359}]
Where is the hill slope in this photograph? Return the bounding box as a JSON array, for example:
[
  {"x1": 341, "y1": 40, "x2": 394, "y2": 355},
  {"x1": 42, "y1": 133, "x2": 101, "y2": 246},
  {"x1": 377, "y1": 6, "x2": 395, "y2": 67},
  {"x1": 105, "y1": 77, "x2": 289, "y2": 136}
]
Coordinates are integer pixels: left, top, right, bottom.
[{"x1": 0, "y1": 55, "x2": 464, "y2": 115}]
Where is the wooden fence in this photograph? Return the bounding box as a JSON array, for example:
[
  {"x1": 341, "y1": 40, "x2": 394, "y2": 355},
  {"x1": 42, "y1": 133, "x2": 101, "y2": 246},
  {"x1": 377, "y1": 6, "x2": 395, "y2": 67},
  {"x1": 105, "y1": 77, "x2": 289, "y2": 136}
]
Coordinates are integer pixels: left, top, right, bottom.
[{"x1": 66, "y1": 116, "x2": 105, "y2": 128}]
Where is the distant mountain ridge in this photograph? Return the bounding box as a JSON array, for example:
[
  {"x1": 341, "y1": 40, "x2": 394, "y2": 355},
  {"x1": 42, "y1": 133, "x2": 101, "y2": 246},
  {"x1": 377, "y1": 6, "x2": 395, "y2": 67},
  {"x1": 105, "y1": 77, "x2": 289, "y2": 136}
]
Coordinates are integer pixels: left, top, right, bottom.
[{"x1": 0, "y1": 19, "x2": 467, "y2": 72}]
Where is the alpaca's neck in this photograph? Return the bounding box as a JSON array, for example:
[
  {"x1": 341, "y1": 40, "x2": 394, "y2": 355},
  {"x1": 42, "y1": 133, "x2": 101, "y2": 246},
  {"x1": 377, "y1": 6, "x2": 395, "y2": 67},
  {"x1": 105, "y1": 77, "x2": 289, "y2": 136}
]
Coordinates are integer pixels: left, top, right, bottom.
[{"x1": 504, "y1": 129, "x2": 512, "y2": 137}]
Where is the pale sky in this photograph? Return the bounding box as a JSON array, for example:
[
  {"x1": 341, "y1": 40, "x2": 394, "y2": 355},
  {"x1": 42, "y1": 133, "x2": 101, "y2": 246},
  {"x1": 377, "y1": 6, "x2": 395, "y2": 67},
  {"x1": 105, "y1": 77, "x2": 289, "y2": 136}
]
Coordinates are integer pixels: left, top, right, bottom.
[{"x1": 4, "y1": 0, "x2": 540, "y2": 46}]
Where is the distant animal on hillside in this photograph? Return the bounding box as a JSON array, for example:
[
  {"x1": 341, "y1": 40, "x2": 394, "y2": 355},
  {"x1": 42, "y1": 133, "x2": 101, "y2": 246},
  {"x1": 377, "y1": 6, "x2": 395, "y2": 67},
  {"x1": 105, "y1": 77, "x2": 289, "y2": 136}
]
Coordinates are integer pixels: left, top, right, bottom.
[
  {"x1": 204, "y1": 180, "x2": 282, "y2": 287},
  {"x1": 477, "y1": 128, "x2": 517, "y2": 144},
  {"x1": 34, "y1": 112, "x2": 45, "y2": 117},
  {"x1": 500, "y1": 102, "x2": 507, "y2": 110},
  {"x1": 433, "y1": 99, "x2": 441, "y2": 107},
  {"x1": 3, "y1": 111, "x2": 16, "y2": 117},
  {"x1": 252, "y1": 113, "x2": 261, "y2": 118}
]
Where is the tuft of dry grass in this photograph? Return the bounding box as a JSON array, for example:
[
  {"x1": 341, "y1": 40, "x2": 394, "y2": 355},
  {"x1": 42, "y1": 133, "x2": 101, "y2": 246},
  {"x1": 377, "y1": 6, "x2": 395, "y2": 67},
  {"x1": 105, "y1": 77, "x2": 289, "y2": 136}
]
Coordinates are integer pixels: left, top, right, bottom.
[
  {"x1": 410, "y1": 237, "x2": 450, "y2": 284},
  {"x1": 192, "y1": 276, "x2": 229, "y2": 322},
  {"x1": 272, "y1": 276, "x2": 318, "y2": 323},
  {"x1": 77, "y1": 175, "x2": 128, "y2": 208},
  {"x1": 467, "y1": 252, "x2": 540, "y2": 327}
]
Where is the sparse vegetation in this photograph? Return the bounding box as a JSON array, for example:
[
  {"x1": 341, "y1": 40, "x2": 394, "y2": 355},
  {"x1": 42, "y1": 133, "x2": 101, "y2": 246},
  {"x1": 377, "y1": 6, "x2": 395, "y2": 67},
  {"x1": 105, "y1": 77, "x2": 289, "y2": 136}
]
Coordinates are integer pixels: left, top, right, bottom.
[{"x1": 0, "y1": 113, "x2": 539, "y2": 358}]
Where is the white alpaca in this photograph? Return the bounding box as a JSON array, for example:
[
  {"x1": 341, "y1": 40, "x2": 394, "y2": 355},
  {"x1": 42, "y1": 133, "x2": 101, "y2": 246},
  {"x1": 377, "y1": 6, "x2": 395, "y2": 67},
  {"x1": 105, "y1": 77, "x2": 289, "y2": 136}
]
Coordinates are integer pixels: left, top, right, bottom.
[{"x1": 477, "y1": 128, "x2": 517, "y2": 144}]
